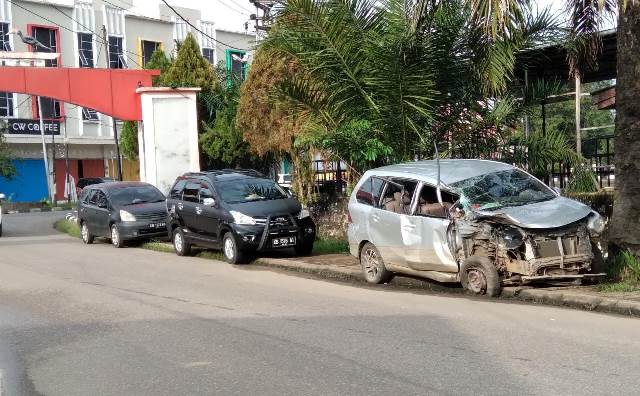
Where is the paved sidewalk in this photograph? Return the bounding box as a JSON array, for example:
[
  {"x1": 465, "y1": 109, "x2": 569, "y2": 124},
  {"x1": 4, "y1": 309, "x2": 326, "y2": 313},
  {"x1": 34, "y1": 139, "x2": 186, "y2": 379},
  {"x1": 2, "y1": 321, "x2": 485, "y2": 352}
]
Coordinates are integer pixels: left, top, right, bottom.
[{"x1": 256, "y1": 253, "x2": 640, "y2": 317}]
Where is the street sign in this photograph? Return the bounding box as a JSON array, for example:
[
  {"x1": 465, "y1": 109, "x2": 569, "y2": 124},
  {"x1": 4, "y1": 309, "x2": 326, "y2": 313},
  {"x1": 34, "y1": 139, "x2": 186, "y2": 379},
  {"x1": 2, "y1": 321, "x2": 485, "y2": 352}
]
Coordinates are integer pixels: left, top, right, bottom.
[{"x1": 6, "y1": 119, "x2": 61, "y2": 135}]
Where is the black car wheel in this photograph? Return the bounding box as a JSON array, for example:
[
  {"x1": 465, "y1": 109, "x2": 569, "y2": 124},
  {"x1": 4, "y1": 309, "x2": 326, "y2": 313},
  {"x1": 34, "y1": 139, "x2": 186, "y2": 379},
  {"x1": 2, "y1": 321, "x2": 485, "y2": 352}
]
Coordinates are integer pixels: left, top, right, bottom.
[
  {"x1": 81, "y1": 221, "x2": 94, "y2": 244},
  {"x1": 222, "y1": 233, "x2": 247, "y2": 264},
  {"x1": 173, "y1": 227, "x2": 191, "y2": 256},
  {"x1": 111, "y1": 224, "x2": 125, "y2": 248},
  {"x1": 294, "y1": 242, "x2": 314, "y2": 256},
  {"x1": 460, "y1": 256, "x2": 501, "y2": 297}
]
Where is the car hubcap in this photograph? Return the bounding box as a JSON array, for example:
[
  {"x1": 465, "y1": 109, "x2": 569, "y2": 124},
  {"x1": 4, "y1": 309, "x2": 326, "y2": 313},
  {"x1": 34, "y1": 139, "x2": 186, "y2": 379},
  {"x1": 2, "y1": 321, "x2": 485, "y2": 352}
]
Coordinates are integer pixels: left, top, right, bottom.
[
  {"x1": 467, "y1": 269, "x2": 487, "y2": 294},
  {"x1": 82, "y1": 224, "x2": 88, "y2": 241},
  {"x1": 111, "y1": 226, "x2": 119, "y2": 246},
  {"x1": 363, "y1": 248, "x2": 380, "y2": 280},
  {"x1": 174, "y1": 232, "x2": 183, "y2": 252},
  {"x1": 224, "y1": 237, "x2": 235, "y2": 260}
]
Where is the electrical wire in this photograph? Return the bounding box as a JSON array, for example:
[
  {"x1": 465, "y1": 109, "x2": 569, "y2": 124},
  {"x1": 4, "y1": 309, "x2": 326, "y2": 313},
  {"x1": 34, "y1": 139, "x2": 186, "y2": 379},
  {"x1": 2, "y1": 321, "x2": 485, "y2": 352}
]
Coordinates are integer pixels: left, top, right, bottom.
[
  {"x1": 47, "y1": 2, "x2": 144, "y2": 69},
  {"x1": 105, "y1": 0, "x2": 250, "y2": 52},
  {"x1": 160, "y1": 0, "x2": 248, "y2": 51},
  {"x1": 9, "y1": 0, "x2": 144, "y2": 69}
]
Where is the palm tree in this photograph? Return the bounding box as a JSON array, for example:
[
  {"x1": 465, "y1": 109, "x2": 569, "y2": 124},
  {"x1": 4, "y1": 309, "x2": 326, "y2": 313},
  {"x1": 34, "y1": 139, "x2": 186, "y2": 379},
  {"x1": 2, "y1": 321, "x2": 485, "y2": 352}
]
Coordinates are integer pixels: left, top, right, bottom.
[{"x1": 262, "y1": 0, "x2": 554, "y2": 163}]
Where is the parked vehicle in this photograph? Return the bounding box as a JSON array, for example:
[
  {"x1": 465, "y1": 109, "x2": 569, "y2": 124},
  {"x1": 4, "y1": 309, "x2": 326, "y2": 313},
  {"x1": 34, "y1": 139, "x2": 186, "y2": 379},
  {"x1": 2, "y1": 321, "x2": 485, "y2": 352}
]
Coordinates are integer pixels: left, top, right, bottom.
[
  {"x1": 77, "y1": 182, "x2": 168, "y2": 248},
  {"x1": 76, "y1": 177, "x2": 114, "y2": 195},
  {"x1": 167, "y1": 169, "x2": 316, "y2": 264},
  {"x1": 347, "y1": 160, "x2": 606, "y2": 296},
  {"x1": 0, "y1": 193, "x2": 5, "y2": 237}
]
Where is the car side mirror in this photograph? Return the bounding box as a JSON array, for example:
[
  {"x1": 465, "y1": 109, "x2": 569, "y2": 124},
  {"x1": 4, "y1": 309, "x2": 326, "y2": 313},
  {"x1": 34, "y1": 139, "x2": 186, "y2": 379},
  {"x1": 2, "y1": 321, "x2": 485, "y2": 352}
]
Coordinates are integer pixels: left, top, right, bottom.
[{"x1": 202, "y1": 197, "x2": 216, "y2": 207}]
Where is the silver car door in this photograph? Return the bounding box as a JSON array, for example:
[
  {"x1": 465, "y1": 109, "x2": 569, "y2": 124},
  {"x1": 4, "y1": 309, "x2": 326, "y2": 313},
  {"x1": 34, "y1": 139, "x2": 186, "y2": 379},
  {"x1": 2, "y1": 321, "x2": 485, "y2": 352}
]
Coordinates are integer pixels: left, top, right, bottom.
[
  {"x1": 404, "y1": 182, "x2": 457, "y2": 272},
  {"x1": 368, "y1": 179, "x2": 410, "y2": 267},
  {"x1": 369, "y1": 207, "x2": 405, "y2": 266}
]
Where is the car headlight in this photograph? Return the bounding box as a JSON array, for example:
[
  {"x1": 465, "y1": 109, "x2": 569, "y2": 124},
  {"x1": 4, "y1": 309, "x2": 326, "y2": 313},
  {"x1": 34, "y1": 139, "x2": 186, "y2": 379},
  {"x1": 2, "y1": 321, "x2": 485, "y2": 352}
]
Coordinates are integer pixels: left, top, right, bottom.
[
  {"x1": 230, "y1": 211, "x2": 256, "y2": 225},
  {"x1": 498, "y1": 226, "x2": 524, "y2": 250},
  {"x1": 587, "y1": 211, "x2": 606, "y2": 235},
  {"x1": 298, "y1": 208, "x2": 310, "y2": 219},
  {"x1": 119, "y1": 210, "x2": 136, "y2": 222}
]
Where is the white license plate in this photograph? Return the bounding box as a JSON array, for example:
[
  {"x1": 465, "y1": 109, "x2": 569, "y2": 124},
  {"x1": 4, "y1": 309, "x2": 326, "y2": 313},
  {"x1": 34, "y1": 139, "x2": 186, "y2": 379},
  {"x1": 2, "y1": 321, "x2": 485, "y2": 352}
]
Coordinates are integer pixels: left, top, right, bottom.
[
  {"x1": 272, "y1": 236, "x2": 296, "y2": 247},
  {"x1": 149, "y1": 222, "x2": 166, "y2": 229}
]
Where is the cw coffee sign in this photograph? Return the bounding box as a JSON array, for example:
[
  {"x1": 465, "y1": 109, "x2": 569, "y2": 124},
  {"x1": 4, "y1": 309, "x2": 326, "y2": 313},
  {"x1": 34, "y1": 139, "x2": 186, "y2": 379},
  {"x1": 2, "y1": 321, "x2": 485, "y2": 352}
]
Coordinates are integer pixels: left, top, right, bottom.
[{"x1": 6, "y1": 119, "x2": 61, "y2": 135}]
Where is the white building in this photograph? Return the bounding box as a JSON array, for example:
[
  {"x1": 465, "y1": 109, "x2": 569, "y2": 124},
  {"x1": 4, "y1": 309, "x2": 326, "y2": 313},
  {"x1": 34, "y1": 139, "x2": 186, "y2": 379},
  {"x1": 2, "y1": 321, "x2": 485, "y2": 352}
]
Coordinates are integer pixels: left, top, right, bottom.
[{"x1": 0, "y1": 0, "x2": 254, "y2": 202}]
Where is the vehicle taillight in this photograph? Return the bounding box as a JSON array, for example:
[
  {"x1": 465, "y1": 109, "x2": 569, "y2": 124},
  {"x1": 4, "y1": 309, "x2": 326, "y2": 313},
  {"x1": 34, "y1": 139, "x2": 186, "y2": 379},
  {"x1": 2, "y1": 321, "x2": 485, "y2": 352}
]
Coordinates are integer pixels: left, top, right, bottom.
[{"x1": 346, "y1": 210, "x2": 352, "y2": 224}]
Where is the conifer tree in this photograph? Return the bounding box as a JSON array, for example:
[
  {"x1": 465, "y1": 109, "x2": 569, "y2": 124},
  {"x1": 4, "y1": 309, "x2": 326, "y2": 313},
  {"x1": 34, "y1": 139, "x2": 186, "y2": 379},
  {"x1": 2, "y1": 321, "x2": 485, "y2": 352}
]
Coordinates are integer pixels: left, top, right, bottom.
[
  {"x1": 119, "y1": 121, "x2": 139, "y2": 160},
  {"x1": 145, "y1": 48, "x2": 172, "y2": 86},
  {"x1": 162, "y1": 33, "x2": 218, "y2": 93}
]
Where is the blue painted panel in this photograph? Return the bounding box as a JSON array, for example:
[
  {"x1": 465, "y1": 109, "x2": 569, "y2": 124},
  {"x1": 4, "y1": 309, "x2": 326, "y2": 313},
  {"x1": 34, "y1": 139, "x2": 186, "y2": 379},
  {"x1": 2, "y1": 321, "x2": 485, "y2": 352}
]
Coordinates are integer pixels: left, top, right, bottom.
[{"x1": 0, "y1": 159, "x2": 48, "y2": 202}]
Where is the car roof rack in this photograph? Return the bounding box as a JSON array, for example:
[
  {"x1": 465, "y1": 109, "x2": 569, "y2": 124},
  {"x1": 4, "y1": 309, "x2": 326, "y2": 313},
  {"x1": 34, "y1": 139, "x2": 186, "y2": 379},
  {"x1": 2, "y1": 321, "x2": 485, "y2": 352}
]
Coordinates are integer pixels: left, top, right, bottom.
[{"x1": 197, "y1": 169, "x2": 265, "y2": 178}]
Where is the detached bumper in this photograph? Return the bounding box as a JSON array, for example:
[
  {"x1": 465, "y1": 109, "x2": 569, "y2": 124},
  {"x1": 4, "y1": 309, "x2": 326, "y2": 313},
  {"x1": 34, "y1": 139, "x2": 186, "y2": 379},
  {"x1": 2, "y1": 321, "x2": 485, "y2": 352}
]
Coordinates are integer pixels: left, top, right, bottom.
[
  {"x1": 118, "y1": 221, "x2": 168, "y2": 241},
  {"x1": 521, "y1": 273, "x2": 606, "y2": 283}
]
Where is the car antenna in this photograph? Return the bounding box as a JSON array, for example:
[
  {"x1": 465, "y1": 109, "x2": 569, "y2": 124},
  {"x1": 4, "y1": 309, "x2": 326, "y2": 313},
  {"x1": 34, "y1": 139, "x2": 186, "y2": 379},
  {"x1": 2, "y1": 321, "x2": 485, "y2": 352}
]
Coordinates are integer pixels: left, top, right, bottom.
[{"x1": 434, "y1": 142, "x2": 443, "y2": 205}]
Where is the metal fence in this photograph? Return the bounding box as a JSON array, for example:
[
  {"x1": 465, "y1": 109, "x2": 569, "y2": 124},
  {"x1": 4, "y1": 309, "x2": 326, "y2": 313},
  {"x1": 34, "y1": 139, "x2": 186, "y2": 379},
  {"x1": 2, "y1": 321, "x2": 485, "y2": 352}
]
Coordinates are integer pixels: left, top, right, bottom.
[
  {"x1": 310, "y1": 134, "x2": 615, "y2": 194},
  {"x1": 548, "y1": 134, "x2": 615, "y2": 189},
  {"x1": 312, "y1": 160, "x2": 348, "y2": 195}
]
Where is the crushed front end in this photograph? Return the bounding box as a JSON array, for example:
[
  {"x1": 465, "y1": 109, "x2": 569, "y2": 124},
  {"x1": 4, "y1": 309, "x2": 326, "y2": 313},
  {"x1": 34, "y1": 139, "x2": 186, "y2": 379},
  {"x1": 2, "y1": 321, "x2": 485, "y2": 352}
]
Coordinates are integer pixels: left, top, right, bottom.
[{"x1": 451, "y1": 215, "x2": 606, "y2": 285}]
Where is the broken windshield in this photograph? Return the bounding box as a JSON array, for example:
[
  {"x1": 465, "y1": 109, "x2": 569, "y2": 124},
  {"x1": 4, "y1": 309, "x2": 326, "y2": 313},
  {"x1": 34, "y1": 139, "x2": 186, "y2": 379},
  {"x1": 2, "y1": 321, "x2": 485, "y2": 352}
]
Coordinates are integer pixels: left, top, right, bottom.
[{"x1": 450, "y1": 169, "x2": 555, "y2": 211}]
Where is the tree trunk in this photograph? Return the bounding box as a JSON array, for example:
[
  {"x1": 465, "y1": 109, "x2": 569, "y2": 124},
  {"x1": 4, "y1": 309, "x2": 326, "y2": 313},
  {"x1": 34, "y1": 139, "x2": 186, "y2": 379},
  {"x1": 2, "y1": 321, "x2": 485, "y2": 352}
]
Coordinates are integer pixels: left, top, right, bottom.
[{"x1": 609, "y1": 2, "x2": 640, "y2": 255}]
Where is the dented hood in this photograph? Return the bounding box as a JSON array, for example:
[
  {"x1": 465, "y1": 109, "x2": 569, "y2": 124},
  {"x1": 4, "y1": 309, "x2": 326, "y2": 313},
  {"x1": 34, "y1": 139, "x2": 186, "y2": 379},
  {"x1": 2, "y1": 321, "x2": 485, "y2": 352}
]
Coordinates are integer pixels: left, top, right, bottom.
[{"x1": 474, "y1": 196, "x2": 592, "y2": 229}]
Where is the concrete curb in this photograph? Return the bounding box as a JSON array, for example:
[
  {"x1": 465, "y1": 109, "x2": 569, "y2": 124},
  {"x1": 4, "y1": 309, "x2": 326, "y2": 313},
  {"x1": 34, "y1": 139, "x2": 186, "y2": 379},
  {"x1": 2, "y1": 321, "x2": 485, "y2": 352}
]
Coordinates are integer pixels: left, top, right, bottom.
[
  {"x1": 3, "y1": 207, "x2": 73, "y2": 214},
  {"x1": 256, "y1": 257, "x2": 640, "y2": 317}
]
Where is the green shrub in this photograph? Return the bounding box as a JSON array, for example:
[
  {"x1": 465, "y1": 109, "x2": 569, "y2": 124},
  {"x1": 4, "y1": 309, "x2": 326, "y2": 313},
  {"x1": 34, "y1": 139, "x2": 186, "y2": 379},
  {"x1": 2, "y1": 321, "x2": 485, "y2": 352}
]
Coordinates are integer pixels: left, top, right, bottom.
[
  {"x1": 563, "y1": 191, "x2": 614, "y2": 218},
  {"x1": 607, "y1": 250, "x2": 640, "y2": 284},
  {"x1": 565, "y1": 163, "x2": 598, "y2": 193}
]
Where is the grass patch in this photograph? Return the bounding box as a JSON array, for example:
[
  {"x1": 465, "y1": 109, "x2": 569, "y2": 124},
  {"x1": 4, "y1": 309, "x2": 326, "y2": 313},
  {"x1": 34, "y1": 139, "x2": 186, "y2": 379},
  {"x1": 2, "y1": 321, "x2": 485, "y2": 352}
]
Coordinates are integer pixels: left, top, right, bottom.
[
  {"x1": 54, "y1": 219, "x2": 81, "y2": 238},
  {"x1": 598, "y1": 281, "x2": 640, "y2": 293},
  {"x1": 598, "y1": 250, "x2": 640, "y2": 293},
  {"x1": 141, "y1": 241, "x2": 224, "y2": 260},
  {"x1": 141, "y1": 241, "x2": 174, "y2": 253},
  {"x1": 313, "y1": 238, "x2": 349, "y2": 255}
]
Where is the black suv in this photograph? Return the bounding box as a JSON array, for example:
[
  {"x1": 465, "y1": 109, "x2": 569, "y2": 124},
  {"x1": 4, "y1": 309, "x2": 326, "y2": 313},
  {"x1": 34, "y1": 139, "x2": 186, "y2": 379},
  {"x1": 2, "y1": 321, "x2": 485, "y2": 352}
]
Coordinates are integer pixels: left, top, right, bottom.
[{"x1": 167, "y1": 170, "x2": 316, "y2": 263}]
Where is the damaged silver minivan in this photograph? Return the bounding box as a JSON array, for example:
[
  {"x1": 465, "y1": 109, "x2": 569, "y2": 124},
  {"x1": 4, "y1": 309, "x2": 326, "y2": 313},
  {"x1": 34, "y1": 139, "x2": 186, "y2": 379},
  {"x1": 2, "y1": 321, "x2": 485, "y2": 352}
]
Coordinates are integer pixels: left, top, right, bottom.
[{"x1": 347, "y1": 159, "x2": 606, "y2": 296}]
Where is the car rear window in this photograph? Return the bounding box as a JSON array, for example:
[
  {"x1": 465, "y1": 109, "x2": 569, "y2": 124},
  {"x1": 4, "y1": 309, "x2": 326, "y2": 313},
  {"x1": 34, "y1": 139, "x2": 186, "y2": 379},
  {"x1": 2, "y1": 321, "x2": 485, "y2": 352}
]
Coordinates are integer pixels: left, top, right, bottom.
[
  {"x1": 355, "y1": 176, "x2": 384, "y2": 206},
  {"x1": 216, "y1": 178, "x2": 288, "y2": 204}
]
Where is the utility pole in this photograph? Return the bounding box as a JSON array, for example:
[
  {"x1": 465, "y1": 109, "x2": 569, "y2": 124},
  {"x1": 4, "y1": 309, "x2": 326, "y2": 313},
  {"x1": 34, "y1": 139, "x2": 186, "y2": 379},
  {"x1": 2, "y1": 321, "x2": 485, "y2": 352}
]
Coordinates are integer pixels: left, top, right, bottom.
[
  {"x1": 37, "y1": 96, "x2": 53, "y2": 203},
  {"x1": 575, "y1": 74, "x2": 582, "y2": 156},
  {"x1": 249, "y1": 0, "x2": 281, "y2": 41},
  {"x1": 112, "y1": 118, "x2": 123, "y2": 181}
]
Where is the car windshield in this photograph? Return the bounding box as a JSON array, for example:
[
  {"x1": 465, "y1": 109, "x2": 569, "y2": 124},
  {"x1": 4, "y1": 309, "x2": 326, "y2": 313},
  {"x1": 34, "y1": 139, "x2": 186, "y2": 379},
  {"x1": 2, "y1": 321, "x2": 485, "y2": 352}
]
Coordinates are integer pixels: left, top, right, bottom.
[
  {"x1": 451, "y1": 169, "x2": 555, "y2": 211},
  {"x1": 217, "y1": 179, "x2": 288, "y2": 204},
  {"x1": 109, "y1": 186, "x2": 165, "y2": 206}
]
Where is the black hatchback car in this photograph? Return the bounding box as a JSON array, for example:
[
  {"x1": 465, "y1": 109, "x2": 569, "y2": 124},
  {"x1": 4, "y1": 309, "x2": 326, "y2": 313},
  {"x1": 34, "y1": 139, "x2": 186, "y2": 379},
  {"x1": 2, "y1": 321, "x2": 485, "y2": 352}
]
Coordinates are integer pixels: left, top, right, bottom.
[
  {"x1": 167, "y1": 170, "x2": 316, "y2": 263},
  {"x1": 78, "y1": 182, "x2": 168, "y2": 248}
]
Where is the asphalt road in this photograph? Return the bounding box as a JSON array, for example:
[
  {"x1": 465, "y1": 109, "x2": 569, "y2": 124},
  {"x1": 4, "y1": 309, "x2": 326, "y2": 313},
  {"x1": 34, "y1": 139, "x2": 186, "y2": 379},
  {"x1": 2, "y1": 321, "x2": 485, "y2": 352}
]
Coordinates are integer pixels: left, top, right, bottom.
[{"x1": 0, "y1": 213, "x2": 639, "y2": 395}]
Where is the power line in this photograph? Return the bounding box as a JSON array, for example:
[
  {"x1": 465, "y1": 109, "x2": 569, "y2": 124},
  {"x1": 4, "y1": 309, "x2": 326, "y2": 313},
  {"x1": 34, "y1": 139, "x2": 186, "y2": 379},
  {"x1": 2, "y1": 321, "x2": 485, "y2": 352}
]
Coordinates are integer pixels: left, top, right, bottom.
[
  {"x1": 9, "y1": 0, "x2": 143, "y2": 69},
  {"x1": 160, "y1": 0, "x2": 248, "y2": 51},
  {"x1": 209, "y1": 0, "x2": 252, "y2": 17},
  {"x1": 47, "y1": 2, "x2": 144, "y2": 69},
  {"x1": 106, "y1": 0, "x2": 250, "y2": 52}
]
